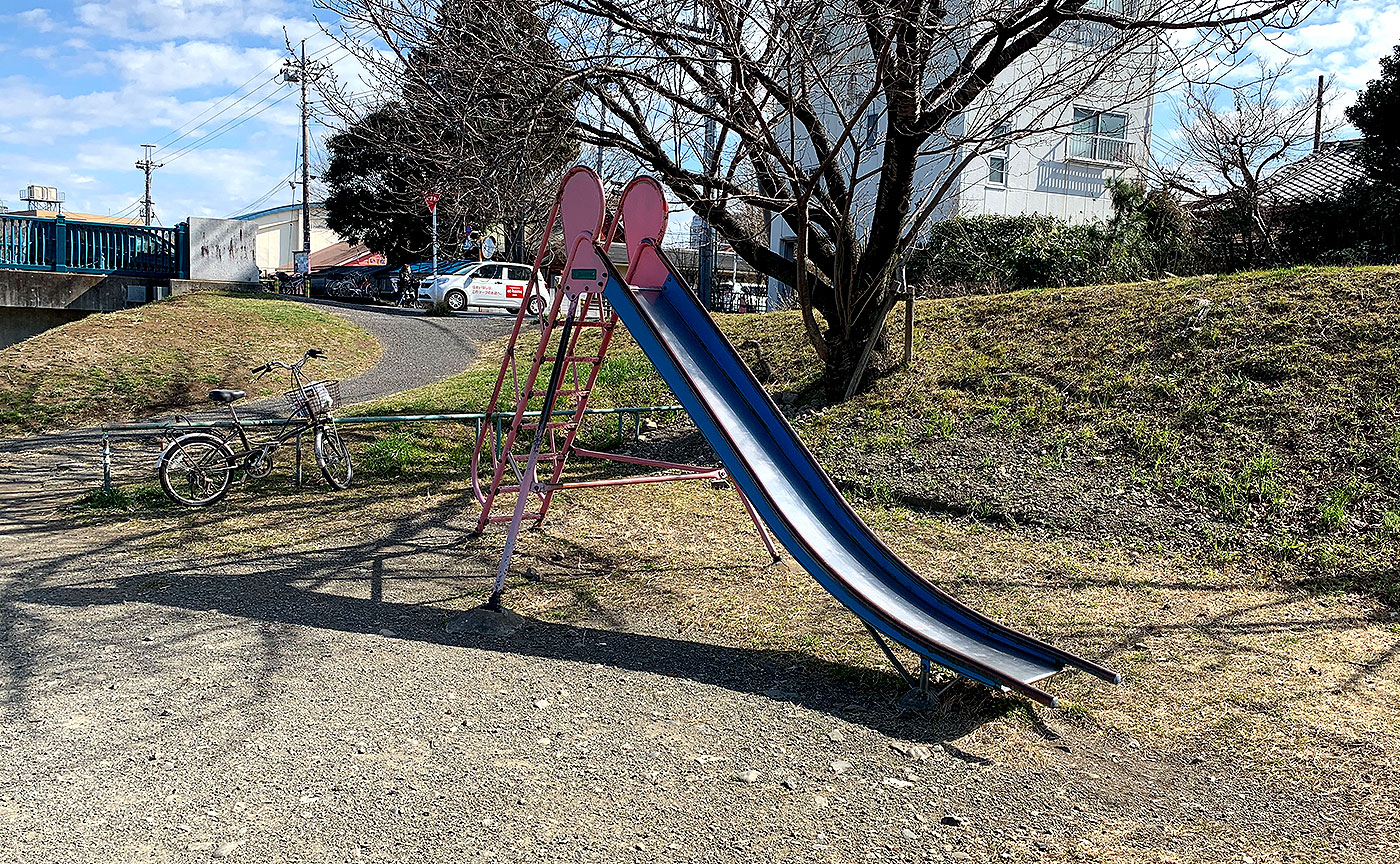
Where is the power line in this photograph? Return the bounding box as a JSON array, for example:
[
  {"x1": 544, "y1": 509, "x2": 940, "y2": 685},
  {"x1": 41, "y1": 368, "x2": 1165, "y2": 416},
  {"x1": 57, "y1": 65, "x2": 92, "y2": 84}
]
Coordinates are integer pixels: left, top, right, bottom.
[
  {"x1": 229, "y1": 169, "x2": 298, "y2": 218},
  {"x1": 109, "y1": 197, "x2": 146, "y2": 220},
  {"x1": 159, "y1": 89, "x2": 296, "y2": 165},
  {"x1": 151, "y1": 43, "x2": 348, "y2": 159},
  {"x1": 152, "y1": 75, "x2": 283, "y2": 158},
  {"x1": 150, "y1": 58, "x2": 284, "y2": 152}
]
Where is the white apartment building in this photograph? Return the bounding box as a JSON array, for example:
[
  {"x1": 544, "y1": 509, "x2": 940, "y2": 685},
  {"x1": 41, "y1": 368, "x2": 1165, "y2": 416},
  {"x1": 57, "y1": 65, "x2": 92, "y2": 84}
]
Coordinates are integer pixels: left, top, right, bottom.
[{"x1": 765, "y1": 14, "x2": 1154, "y2": 304}]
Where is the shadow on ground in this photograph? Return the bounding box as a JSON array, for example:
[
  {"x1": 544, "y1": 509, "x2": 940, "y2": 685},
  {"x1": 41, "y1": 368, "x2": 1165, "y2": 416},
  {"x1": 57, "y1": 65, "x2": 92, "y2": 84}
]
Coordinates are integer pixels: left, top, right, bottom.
[{"x1": 6, "y1": 476, "x2": 1018, "y2": 746}]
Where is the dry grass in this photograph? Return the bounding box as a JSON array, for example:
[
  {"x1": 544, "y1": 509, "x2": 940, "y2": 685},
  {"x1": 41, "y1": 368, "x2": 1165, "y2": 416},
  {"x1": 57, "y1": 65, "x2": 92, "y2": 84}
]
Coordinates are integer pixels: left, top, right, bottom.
[{"x1": 0, "y1": 291, "x2": 380, "y2": 434}]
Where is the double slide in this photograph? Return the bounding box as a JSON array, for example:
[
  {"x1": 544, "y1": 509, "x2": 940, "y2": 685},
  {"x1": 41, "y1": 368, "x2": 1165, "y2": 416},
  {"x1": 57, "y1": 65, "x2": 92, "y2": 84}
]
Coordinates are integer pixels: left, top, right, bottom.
[{"x1": 599, "y1": 249, "x2": 1119, "y2": 706}]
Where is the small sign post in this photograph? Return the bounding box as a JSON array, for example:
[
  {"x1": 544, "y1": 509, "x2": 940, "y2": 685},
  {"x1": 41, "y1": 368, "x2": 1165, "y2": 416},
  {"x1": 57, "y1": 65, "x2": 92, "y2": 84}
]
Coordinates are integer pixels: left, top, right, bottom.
[{"x1": 424, "y1": 191, "x2": 441, "y2": 277}]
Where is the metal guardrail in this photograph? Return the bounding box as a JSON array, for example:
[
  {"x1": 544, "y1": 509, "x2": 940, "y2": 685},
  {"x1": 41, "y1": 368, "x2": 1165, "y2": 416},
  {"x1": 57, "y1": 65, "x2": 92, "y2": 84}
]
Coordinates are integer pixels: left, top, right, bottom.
[
  {"x1": 0, "y1": 213, "x2": 185, "y2": 277},
  {"x1": 96, "y1": 405, "x2": 686, "y2": 493},
  {"x1": 1067, "y1": 134, "x2": 1134, "y2": 165}
]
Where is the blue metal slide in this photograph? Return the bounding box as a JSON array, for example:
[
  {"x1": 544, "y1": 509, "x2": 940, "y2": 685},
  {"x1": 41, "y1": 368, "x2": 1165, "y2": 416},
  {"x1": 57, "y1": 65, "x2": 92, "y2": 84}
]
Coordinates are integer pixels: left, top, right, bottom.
[{"x1": 600, "y1": 255, "x2": 1119, "y2": 706}]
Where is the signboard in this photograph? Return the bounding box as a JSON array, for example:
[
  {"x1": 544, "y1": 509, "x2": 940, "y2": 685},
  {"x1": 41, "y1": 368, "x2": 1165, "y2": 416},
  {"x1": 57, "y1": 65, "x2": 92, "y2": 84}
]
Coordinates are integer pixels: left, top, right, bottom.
[
  {"x1": 293, "y1": 250, "x2": 310, "y2": 275},
  {"x1": 424, "y1": 191, "x2": 440, "y2": 213}
]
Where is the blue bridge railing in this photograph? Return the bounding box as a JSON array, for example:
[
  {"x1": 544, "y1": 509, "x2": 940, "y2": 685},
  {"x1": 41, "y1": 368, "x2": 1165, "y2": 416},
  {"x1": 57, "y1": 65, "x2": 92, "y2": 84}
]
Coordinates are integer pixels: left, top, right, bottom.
[{"x1": 0, "y1": 214, "x2": 187, "y2": 278}]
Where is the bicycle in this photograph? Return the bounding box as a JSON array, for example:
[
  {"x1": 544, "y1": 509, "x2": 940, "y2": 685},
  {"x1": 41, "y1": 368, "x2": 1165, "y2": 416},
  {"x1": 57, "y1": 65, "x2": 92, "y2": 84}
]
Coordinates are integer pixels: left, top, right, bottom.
[
  {"x1": 157, "y1": 349, "x2": 353, "y2": 507},
  {"x1": 277, "y1": 272, "x2": 308, "y2": 296},
  {"x1": 327, "y1": 272, "x2": 375, "y2": 300}
]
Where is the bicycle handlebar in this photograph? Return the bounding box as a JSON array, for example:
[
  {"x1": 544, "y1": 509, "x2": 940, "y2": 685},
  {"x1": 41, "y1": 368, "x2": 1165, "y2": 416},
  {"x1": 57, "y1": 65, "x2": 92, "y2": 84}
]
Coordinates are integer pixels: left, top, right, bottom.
[{"x1": 250, "y1": 349, "x2": 326, "y2": 376}]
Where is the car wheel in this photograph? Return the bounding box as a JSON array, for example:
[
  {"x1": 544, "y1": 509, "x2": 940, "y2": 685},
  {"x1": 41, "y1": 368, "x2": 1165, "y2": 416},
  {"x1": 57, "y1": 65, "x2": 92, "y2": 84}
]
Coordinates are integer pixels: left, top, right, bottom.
[
  {"x1": 444, "y1": 290, "x2": 467, "y2": 311},
  {"x1": 526, "y1": 295, "x2": 547, "y2": 316}
]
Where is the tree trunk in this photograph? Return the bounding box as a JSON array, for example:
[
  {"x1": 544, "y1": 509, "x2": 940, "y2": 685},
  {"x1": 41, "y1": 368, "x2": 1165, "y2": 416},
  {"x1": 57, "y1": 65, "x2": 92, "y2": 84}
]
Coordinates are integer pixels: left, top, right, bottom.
[{"x1": 817, "y1": 284, "x2": 897, "y2": 400}]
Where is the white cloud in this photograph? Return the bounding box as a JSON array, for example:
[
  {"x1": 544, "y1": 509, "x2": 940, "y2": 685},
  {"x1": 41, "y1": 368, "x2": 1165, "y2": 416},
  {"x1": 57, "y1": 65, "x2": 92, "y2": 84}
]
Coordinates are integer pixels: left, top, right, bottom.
[
  {"x1": 74, "y1": 0, "x2": 315, "y2": 43},
  {"x1": 15, "y1": 8, "x2": 57, "y2": 33},
  {"x1": 101, "y1": 42, "x2": 284, "y2": 93}
]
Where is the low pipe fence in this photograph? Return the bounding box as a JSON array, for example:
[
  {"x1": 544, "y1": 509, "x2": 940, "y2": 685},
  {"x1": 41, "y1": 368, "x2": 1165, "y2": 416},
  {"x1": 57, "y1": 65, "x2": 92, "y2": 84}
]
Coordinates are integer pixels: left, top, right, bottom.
[{"x1": 96, "y1": 404, "x2": 686, "y2": 492}]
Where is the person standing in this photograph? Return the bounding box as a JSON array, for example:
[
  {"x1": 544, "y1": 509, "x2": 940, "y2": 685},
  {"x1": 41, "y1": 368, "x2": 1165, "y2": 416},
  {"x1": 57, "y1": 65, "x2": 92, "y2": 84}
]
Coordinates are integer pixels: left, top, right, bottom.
[{"x1": 396, "y1": 264, "x2": 414, "y2": 307}]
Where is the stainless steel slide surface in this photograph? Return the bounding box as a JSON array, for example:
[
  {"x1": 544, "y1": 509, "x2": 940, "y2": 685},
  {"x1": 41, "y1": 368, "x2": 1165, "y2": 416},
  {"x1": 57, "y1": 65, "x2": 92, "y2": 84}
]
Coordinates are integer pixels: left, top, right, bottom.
[{"x1": 602, "y1": 267, "x2": 1119, "y2": 706}]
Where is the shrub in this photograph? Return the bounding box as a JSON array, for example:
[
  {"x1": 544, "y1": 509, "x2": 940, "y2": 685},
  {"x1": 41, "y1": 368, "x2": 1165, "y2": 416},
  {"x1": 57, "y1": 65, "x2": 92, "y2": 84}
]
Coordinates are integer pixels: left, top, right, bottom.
[
  {"x1": 907, "y1": 181, "x2": 1193, "y2": 295},
  {"x1": 1274, "y1": 181, "x2": 1400, "y2": 266}
]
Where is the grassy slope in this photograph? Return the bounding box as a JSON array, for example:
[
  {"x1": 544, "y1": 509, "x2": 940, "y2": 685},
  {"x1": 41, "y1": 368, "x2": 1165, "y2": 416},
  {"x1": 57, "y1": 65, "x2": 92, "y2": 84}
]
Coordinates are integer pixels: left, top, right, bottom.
[
  {"x1": 0, "y1": 292, "x2": 381, "y2": 435},
  {"x1": 792, "y1": 266, "x2": 1400, "y2": 598},
  {"x1": 353, "y1": 266, "x2": 1400, "y2": 598}
]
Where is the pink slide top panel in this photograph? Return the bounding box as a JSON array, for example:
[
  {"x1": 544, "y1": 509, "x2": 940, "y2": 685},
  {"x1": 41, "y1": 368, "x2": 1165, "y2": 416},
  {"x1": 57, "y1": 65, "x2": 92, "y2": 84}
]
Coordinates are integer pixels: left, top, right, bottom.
[
  {"x1": 559, "y1": 167, "x2": 605, "y2": 246},
  {"x1": 618, "y1": 177, "x2": 670, "y2": 289}
]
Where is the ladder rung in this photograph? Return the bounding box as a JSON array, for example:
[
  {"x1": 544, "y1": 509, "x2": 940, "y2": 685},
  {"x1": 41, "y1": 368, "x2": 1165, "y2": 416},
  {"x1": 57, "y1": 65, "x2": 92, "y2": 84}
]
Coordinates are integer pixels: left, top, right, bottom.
[{"x1": 563, "y1": 355, "x2": 601, "y2": 364}]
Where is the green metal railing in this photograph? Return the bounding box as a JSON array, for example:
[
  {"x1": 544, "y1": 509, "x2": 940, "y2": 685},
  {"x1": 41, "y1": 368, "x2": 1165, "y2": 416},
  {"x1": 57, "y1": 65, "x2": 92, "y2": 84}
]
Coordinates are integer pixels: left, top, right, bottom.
[
  {"x1": 96, "y1": 405, "x2": 686, "y2": 492},
  {"x1": 0, "y1": 214, "x2": 186, "y2": 277}
]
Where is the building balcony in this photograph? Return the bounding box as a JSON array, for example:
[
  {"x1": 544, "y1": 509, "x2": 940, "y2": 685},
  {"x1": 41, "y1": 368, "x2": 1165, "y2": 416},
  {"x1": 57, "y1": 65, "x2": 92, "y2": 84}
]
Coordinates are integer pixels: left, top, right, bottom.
[{"x1": 1066, "y1": 134, "x2": 1134, "y2": 166}]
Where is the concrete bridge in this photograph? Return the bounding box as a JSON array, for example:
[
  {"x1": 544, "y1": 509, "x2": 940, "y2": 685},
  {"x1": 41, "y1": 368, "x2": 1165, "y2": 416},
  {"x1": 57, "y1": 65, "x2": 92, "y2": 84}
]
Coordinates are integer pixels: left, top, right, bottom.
[{"x1": 0, "y1": 214, "x2": 259, "y2": 348}]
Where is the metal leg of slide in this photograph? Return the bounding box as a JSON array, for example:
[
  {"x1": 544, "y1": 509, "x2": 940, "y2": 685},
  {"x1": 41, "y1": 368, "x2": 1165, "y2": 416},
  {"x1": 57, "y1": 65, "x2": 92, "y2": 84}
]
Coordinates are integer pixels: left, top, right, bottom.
[
  {"x1": 731, "y1": 480, "x2": 779, "y2": 563},
  {"x1": 487, "y1": 296, "x2": 580, "y2": 612},
  {"x1": 864, "y1": 622, "x2": 919, "y2": 691},
  {"x1": 864, "y1": 623, "x2": 938, "y2": 707}
]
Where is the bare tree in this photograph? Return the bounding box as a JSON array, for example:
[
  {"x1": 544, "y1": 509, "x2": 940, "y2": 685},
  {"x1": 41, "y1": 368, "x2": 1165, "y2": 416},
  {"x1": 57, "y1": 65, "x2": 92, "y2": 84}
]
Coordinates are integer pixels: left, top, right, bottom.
[
  {"x1": 322, "y1": 0, "x2": 1319, "y2": 394},
  {"x1": 1160, "y1": 65, "x2": 1336, "y2": 265},
  {"x1": 316, "y1": 0, "x2": 579, "y2": 261},
  {"x1": 539, "y1": 0, "x2": 1322, "y2": 395}
]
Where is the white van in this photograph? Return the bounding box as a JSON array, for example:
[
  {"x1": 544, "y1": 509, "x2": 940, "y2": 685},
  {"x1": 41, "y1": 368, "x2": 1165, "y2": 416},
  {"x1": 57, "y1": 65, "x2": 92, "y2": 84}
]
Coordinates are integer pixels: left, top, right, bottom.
[{"x1": 418, "y1": 261, "x2": 551, "y2": 314}]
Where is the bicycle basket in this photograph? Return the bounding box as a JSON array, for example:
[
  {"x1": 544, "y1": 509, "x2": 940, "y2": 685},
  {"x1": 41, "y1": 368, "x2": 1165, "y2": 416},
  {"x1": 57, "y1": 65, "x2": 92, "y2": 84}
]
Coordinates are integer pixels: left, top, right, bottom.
[{"x1": 284, "y1": 379, "x2": 341, "y2": 416}]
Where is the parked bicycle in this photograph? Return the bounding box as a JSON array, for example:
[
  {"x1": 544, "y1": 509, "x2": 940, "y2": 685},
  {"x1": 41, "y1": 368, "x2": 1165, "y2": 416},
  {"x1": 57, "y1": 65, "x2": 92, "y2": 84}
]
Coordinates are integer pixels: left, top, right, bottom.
[
  {"x1": 157, "y1": 349, "x2": 353, "y2": 506},
  {"x1": 326, "y1": 272, "x2": 375, "y2": 300}
]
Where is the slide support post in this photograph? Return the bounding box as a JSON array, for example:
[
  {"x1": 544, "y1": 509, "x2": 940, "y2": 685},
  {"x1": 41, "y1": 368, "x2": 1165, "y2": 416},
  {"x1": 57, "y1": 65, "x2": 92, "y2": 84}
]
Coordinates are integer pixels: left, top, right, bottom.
[{"x1": 864, "y1": 622, "x2": 919, "y2": 691}]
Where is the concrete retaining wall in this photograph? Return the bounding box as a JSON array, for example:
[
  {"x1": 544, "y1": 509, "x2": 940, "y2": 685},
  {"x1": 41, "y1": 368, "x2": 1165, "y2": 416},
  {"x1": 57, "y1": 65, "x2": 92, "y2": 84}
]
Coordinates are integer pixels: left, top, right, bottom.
[
  {"x1": 0, "y1": 268, "x2": 261, "y2": 348},
  {"x1": 0, "y1": 307, "x2": 91, "y2": 350},
  {"x1": 0, "y1": 269, "x2": 260, "y2": 312}
]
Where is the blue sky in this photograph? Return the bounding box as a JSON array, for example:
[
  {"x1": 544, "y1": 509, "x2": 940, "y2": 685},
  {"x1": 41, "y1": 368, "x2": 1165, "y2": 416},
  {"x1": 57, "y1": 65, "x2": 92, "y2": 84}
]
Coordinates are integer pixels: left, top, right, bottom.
[{"x1": 0, "y1": 0, "x2": 1395, "y2": 224}]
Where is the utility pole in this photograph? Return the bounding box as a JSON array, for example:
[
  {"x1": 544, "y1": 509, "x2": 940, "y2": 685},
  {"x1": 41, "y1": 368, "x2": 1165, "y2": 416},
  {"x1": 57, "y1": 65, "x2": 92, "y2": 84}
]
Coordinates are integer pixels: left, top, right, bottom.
[
  {"x1": 282, "y1": 39, "x2": 319, "y2": 282},
  {"x1": 135, "y1": 144, "x2": 163, "y2": 226},
  {"x1": 1313, "y1": 75, "x2": 1325, "y2": 152}
]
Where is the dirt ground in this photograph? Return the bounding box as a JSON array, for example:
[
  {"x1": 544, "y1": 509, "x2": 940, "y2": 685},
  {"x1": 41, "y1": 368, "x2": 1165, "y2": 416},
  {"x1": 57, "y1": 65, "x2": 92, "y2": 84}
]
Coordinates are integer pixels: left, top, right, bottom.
[{"x1": 2, "y1": 431, "x2": 1396, "y2": 863}]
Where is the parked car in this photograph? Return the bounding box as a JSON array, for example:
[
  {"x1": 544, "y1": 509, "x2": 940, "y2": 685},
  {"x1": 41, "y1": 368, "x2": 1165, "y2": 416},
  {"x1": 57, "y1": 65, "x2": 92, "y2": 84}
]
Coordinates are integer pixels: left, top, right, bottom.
[{"x1": 418, "y1": 261, "x2": 551, "y2": 314}]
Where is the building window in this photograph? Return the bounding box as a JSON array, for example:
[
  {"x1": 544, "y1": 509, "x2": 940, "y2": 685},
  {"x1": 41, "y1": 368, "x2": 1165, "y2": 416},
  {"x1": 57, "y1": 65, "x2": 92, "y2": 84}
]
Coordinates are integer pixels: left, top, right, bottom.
[
  {"x1": 987, "y1": 154, "x2": 1007, "y2": 186},
  {"x1": 865, "y1": 112, "x2": 880, "y2": 147},
  {"x1": 1069, "y1": 107, "x2": 1131, "y2": 163}
]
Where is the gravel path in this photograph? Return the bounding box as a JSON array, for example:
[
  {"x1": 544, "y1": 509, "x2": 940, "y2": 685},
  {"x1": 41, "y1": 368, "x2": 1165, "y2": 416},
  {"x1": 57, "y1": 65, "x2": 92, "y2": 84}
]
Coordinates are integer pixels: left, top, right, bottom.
[{"x1": 1, "y1": 501, "x2": 1383, "y2": 863}]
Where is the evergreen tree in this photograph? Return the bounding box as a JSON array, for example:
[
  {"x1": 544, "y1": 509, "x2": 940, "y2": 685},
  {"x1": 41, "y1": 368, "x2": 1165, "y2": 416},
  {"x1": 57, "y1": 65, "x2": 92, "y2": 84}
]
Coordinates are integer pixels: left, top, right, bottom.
[{"x1": 1346, "y1": 42, "x2": 1400, "y2": 189}]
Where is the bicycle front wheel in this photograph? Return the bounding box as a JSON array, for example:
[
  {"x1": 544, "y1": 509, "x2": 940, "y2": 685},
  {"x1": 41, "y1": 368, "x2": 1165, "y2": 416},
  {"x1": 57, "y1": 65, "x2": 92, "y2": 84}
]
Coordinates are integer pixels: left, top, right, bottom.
[
  {"x1": 314, "y1": 424, "x2": 353, "y2": 490},
  {"x1": 159, "y1": 433, "x2": 234, "y2": 507}
]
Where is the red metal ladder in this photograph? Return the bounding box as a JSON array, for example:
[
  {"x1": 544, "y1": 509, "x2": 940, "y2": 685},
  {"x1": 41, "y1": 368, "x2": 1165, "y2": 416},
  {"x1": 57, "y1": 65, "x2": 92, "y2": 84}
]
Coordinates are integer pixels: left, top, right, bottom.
[{"x1": 470, "y1": 167, "x2": 777, "y2": 609}]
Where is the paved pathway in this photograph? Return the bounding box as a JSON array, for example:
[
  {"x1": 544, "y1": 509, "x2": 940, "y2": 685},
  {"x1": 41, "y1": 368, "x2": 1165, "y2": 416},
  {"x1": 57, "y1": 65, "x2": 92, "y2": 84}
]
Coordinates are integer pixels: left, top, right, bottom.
[{"x1": 279, "y1": 299, "x2": 514, "y2": 407}]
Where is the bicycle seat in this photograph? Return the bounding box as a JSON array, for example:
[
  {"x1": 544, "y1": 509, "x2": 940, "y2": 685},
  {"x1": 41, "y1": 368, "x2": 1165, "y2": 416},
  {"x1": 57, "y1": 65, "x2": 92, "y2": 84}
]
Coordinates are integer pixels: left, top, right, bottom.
[{"x1": 208, "y1": 389, "x2": 246, "y2": 403}]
